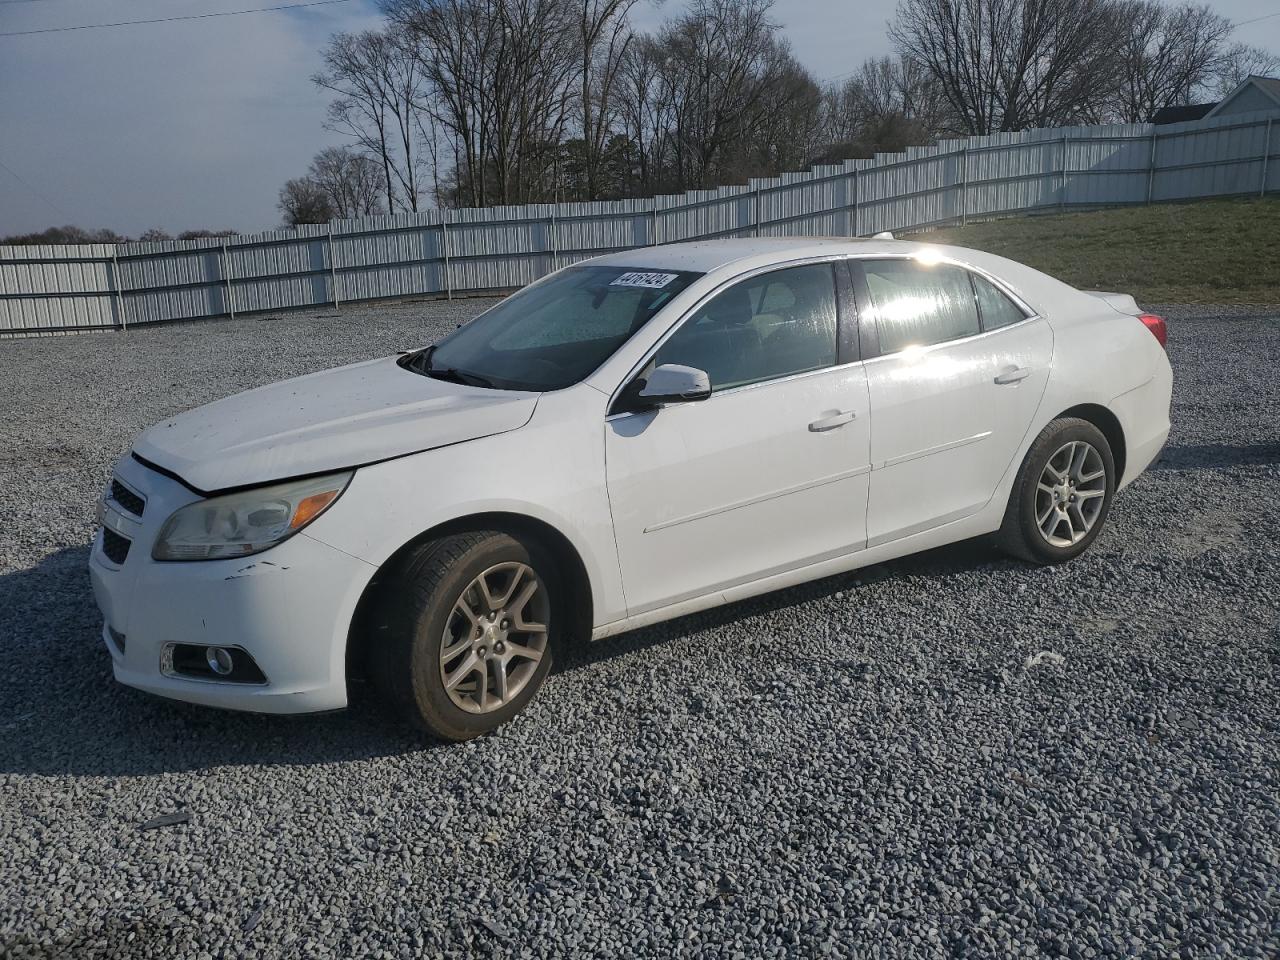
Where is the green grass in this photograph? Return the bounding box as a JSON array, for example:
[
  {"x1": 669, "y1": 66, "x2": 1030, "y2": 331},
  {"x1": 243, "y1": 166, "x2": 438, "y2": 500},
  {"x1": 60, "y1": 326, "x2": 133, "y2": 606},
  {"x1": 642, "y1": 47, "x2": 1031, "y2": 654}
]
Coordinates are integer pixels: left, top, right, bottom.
[{"x1": 913, "y1": 196, "x2": 1280, "y2": 304}]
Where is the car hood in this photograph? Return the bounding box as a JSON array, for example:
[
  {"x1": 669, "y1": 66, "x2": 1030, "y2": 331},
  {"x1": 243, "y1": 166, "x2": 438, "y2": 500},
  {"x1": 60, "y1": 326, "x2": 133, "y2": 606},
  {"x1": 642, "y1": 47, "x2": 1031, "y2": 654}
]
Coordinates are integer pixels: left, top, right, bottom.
[{"x1": 133, "y1": 356, "x2": 539, "y2": 493}]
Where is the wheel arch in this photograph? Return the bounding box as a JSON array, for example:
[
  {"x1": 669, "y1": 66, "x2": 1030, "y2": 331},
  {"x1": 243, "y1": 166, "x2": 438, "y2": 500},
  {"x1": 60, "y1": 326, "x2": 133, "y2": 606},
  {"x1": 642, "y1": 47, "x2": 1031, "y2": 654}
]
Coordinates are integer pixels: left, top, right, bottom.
[
  {"x1": 344, "y1": 511, "x2": 595, "y2": 681},
  {"x1": 1054, "y1": 403, "x2": 1126, "y2": 480}
]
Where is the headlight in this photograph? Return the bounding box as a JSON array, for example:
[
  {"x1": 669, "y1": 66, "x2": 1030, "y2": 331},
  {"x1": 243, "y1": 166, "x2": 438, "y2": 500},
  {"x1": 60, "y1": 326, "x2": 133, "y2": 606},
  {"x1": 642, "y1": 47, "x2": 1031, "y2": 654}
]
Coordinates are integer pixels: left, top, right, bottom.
[{"x1": 152, "y1": 471, "x2": 353, "y2": 561}]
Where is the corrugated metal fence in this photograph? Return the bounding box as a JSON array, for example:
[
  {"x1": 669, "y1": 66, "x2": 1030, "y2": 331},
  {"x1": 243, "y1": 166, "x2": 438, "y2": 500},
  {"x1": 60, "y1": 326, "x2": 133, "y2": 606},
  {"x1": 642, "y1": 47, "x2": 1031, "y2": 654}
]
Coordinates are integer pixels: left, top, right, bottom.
[{"x1": 3, "y1": 109, "x2": 1277, "y2": 335}]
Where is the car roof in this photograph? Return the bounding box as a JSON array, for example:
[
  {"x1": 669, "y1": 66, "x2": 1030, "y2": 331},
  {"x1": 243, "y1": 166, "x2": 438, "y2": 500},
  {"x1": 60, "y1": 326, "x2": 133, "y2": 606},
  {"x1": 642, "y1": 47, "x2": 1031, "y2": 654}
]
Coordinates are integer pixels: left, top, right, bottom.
[{"x1": 587, "y1": 236, "x2": 930, "y2": 275}]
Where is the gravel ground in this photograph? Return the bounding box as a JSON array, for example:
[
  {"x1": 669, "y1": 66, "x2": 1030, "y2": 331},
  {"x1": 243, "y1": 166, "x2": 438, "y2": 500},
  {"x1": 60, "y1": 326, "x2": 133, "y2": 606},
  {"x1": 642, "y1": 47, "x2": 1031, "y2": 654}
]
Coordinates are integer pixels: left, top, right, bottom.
[{"x1": 1, "y1": 299, "x2": 1278, "y2": 958}]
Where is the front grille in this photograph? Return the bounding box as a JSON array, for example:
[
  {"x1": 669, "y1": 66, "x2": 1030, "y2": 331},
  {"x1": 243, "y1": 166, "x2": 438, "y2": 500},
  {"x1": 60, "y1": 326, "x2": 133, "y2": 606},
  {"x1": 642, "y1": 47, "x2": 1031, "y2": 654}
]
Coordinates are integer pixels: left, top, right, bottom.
[
  {"x1": 101, "y1": 528, "x2": 131, "y2": 565},
  {"x1": 110, "y1": 479, "x2": 145, "y2": 517}
]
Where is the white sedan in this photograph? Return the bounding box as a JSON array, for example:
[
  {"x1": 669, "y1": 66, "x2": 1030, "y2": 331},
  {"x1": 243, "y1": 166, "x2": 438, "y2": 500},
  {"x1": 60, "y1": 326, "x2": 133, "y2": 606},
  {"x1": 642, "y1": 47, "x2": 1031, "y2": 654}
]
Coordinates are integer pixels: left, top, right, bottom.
[{"x1": 91, "y1": 238, "x2": 1171, "y2": 739}]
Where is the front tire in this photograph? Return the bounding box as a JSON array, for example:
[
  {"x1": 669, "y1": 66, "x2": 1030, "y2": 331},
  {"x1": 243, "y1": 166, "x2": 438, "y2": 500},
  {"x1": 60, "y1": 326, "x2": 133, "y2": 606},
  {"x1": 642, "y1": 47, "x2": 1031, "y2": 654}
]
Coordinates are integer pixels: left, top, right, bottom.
[
  {"x1": 998, "y1": 417, "x2": 1116, "y2": 565},
  {"x1": 371, "y1": 531, "x2": 558, "y2": 741}
]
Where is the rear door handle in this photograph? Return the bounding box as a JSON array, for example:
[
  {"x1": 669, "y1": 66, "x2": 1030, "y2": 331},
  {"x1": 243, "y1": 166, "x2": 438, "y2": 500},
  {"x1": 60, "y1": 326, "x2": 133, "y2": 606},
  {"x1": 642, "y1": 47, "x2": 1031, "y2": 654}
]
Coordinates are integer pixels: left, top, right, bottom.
[
  {"x1": 809, "y1": 410, "x2": 857, "y2": 432},
  {"x1": 994, "y1": 367, "x2": 1031, "y2": 385}
]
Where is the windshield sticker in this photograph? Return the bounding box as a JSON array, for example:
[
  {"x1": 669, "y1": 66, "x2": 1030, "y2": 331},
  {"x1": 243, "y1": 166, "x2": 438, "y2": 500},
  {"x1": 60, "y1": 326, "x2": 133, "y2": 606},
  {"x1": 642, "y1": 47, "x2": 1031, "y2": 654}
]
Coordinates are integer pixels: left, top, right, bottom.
[{"x1": 610, "y1": 271, "x2": 679, "y2": 289}]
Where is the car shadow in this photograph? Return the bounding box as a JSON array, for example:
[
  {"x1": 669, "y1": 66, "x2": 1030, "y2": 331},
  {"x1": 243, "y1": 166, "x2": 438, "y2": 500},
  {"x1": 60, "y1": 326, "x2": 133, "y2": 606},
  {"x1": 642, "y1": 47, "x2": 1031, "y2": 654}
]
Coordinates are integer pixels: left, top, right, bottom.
[
  {"x1": 0, "y1": 535, "x2": 1011, "y2": 778},
  {"x1": 0, "y1": 545, "x2": 434, "y2": 778},
  {"x1": 554, "y1": 536, "x2": 1009, "y2": 674},
  {"x1": 1151, "y1": 442, "x2": 1280, "y2": 471}
]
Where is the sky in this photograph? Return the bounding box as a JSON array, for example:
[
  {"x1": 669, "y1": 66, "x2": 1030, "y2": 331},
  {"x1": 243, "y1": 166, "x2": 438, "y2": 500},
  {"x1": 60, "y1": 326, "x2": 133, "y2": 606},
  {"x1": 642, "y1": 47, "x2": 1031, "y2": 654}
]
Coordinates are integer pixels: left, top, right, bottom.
[{"x1": 0, "y1": 0, "x2": 1277, "y2": 237}]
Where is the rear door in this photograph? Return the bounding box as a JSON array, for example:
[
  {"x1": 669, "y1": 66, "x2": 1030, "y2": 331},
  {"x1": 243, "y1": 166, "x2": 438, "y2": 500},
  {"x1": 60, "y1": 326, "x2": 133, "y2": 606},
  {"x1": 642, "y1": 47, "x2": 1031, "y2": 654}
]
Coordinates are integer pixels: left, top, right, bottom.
[
  {"x1": 852, "y1": 258, "x2": 1052, "y2": 546},
  {"x1": 604, "y1": 262, "x2": 872, "y2": 616}
]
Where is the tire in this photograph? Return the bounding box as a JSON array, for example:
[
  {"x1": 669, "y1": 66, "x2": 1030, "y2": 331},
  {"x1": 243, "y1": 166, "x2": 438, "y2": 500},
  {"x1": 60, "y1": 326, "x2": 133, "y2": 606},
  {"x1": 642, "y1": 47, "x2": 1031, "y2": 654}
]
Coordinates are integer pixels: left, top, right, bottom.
[
  {"x1": 997, "y1": 417, "x2": 1116, "y2": 565},
  {"x1": 370, "y1": 530, "x2": 559, "y2": 741}
]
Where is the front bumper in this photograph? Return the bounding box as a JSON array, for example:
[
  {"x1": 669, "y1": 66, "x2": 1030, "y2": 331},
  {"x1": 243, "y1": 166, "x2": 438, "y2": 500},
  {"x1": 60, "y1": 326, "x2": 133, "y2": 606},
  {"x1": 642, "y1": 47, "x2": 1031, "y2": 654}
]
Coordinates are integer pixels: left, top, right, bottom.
[{"x1": 89, "y1": 455, "x2": 376, "y2": 714}]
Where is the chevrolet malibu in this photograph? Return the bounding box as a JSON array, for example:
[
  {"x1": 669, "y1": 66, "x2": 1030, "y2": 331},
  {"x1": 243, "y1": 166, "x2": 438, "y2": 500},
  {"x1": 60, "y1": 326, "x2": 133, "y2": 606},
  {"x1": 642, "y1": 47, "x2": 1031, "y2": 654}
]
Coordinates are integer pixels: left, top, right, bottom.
[{"x1": 91, "y1": 238, "x2": 1171, "y2": 740}]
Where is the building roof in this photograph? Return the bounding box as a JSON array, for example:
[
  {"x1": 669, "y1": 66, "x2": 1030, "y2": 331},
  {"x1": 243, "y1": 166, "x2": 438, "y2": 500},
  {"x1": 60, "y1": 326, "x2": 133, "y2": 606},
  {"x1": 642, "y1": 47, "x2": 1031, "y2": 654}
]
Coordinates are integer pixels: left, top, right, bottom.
[
  {"x1": 1150, "y1": 103, "x2": 1216, "y2": 125},
  {"x1": 1205, "y1": 75, "x2": 1280, "y2": 119}
]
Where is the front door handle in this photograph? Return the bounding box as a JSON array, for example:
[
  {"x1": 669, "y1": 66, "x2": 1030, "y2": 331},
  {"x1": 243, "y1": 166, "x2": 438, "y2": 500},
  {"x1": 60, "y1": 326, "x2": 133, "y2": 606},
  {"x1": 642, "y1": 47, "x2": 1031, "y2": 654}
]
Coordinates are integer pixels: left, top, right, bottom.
[
  {"x1": 809, "y1": 410, "x2": 857, "y2": 432},
  {"x1": 994, "y1": 366, "x2": 1031, "y2": 385}
]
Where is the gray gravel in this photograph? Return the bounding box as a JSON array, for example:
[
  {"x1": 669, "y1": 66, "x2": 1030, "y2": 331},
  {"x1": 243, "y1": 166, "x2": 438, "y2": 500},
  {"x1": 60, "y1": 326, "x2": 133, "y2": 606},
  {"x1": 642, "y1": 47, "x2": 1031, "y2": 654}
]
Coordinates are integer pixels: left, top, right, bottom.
[{"x1": 1, "y1": 299, "x2": 1278, "y2": 958}]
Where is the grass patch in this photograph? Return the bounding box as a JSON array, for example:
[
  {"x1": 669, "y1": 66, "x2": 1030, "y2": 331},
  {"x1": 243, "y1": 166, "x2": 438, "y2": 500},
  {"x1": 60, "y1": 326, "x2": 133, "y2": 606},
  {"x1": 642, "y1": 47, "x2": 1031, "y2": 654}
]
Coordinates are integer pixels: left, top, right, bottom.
[{"x1": 914, "y1": 196, "x2": 1280, "y2": 304}]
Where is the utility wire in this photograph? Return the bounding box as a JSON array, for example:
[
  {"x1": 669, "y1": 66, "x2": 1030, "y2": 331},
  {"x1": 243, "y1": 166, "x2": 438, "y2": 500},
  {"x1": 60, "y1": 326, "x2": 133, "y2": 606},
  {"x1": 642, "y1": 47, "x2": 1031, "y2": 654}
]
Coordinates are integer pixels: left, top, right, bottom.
[
  {"x1": 1232, "y1": 11, "x2": 1280, "y2": 29},
  {"x1": 0, "y1": 0, "x2": 354, "y2": 36},
  {"x1": 0, "y1": 156, "x2": 72, "y2": 219}
]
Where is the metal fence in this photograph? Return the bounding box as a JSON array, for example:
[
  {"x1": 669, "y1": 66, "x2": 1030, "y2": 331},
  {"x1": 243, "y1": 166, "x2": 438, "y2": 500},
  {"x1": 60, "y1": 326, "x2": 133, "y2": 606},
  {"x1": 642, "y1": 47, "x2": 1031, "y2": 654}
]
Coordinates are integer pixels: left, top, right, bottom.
[{"x1": 3, "y1": 108, "x2": 1277, "y2": 335}]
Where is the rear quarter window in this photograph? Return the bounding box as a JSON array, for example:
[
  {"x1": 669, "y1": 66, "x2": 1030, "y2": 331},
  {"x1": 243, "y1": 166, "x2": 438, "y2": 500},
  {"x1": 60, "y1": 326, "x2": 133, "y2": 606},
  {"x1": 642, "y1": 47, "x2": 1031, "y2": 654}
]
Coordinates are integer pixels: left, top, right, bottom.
[{"x1": 972, "y1": 273, "x2": 1029, "y2": 330}]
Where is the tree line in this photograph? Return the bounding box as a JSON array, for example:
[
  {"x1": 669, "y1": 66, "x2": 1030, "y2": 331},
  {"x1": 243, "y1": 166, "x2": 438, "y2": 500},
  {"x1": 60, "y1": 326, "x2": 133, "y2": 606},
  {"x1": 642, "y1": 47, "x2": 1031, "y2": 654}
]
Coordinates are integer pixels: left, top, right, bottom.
[
  {"x1": 5, "y1": 0, "x2": 1272, "y2": 242},
  {"x1": 278, "y1": 0, "x2": 1276, "y2": 224},
  {"x1": 0, "y1": 225, "x2": 238, "y2": 246}
]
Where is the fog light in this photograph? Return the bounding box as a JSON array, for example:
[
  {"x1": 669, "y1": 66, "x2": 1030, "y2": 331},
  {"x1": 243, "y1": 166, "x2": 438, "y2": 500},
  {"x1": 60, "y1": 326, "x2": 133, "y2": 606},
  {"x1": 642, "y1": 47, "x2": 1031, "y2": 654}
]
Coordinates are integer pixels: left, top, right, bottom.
[{"x1": 206, "y1": 646, "x2": 234, "y2": 676}]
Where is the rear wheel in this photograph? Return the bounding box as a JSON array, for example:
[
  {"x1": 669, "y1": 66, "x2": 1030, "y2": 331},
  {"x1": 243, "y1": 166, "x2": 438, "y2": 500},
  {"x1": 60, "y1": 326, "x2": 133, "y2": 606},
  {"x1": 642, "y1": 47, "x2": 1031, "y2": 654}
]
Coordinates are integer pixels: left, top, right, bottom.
[
  {"x1": 371, "y1": 531, "x2": 558, "y2": 741},
  {"x1": 998, "y1": 417, "x2": 1115, "y2": 565}
]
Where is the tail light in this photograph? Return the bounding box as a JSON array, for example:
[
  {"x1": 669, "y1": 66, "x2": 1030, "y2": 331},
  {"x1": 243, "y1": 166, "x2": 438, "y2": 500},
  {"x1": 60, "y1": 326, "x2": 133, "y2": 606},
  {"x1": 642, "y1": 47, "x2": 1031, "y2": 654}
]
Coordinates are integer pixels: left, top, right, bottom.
[{"x1": 1137, "y1": 313, "x2": 1167, "y2": 349}]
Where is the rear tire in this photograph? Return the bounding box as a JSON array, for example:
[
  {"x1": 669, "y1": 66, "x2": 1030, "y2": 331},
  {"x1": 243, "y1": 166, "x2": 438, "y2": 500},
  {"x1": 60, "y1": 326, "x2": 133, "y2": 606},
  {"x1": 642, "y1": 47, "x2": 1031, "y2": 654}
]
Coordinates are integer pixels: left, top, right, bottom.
[
  {"x1": 370, "y1": 531, "x2": 559, "y2": 741},
  {"x1": 998, "y1": 417, "x2": 1116, "y2": 565}
]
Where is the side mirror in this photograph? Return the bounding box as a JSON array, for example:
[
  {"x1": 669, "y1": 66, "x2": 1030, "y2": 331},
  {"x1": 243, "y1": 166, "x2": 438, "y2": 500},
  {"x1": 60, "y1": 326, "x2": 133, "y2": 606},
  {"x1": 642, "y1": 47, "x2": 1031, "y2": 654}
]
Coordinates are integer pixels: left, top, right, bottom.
[{"x1": 636, "y1": 364, "x2": 711, "y2": 406}]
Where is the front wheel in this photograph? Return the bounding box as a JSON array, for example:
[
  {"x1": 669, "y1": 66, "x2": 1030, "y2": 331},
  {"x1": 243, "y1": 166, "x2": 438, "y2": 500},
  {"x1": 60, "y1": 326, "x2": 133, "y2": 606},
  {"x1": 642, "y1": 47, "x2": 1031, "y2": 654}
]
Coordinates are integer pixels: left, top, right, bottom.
[
  {"x1": 998, "y1": 417, "x2": 1116, "y2": 565},
  {"x1": 371, "y1": 531, "x2": 558, "y2": 741}
]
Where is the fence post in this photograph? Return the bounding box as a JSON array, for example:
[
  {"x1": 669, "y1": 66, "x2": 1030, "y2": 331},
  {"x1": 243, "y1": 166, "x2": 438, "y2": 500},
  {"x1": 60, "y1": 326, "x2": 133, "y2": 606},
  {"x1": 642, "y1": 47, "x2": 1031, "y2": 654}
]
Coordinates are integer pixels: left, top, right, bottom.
[
  {"x1": 1262, "y1": 118, "x2": 1273, "y2": 197},
  {"x1": 753, "y1": 185, "x2": 762, "y2": 237},
  {"x1": 328, "y1": 222, "x2": 340, "y2": 309},
  {"x1": 549, "y1": 205, "x2": 558, "y2": 271},
  {"x1": 221, "y1": 238, "x2": 235, "y2": 320},
  {"x1": 1060, "y1": 136, "x2": 1069, "y2": 210},
  {"x1": 852, "y1": 168, "x2": 860, "y2": 237},
  {"x1": 959, "y1": 145, "x2": 968, "y2": 226},
  {"x1": 110, "y1": 247, "x2": 126, "y2": 332},
  {"x1": 1146, "y1": 130, "x2": 1158, "y2": 204},
  {"x1": 441, "y1": 213, "x2": 452, "y2": 300},
  {"x1": 651, "y1": 204, "x2": 659, "y2": 245}
]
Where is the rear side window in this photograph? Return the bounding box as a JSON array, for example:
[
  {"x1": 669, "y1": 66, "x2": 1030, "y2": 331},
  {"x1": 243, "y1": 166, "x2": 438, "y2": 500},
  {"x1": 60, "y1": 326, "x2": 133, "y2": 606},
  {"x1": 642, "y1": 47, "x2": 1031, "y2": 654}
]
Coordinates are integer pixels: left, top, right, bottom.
[
  {"x1": 862, "y1": 260, "x2": 980, "y2": 354},
  {"x1": 972, "y1": 273, "x2": 1028, "y2": 330}
]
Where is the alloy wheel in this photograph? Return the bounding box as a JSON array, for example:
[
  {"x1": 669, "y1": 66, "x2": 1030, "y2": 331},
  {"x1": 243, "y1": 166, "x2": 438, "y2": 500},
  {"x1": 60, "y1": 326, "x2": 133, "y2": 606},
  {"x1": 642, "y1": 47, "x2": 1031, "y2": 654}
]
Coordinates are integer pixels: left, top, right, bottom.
[
  {"x1": 1034, "y1": 440, "x2": 1107, "y2": 548},
  {"x1": 438, "y1": 562, "x2": 550, "y2": 714}
]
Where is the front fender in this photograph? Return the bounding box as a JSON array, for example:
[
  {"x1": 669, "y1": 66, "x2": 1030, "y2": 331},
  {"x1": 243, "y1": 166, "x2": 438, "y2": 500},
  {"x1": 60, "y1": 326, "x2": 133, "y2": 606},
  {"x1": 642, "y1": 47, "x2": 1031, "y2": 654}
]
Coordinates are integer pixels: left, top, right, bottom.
[{"x1": 302, "y1": 386, "x2": 625, "y2": 627}]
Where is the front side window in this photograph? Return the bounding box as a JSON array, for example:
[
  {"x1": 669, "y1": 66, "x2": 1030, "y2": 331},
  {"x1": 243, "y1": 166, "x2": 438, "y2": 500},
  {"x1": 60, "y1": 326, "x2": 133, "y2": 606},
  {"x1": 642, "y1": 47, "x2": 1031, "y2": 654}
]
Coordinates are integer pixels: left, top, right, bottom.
[
  {"x1": 415, "y1": 266, "x2": 701, "y2": 391},
  {"x1": 862, "y1": 260, "x2": 980, "y2": 354},
  {"x1": 653, "y1": 264, "x2": 838, "y2": 391}
]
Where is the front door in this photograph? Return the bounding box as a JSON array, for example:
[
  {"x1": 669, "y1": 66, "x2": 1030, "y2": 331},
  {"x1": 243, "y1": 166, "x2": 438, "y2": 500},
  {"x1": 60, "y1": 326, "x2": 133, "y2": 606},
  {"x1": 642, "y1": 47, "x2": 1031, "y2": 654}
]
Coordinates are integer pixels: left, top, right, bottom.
[{"x1": 604, "y1": 262, "x2": 872, "y2": 617}]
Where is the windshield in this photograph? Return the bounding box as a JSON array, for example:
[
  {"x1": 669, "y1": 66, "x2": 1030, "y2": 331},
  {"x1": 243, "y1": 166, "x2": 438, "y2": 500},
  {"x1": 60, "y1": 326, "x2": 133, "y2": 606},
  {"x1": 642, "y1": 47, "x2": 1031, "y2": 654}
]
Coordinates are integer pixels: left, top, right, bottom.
[{"x1": 408, "y1": 265, "x2": 702, "y2": 391}]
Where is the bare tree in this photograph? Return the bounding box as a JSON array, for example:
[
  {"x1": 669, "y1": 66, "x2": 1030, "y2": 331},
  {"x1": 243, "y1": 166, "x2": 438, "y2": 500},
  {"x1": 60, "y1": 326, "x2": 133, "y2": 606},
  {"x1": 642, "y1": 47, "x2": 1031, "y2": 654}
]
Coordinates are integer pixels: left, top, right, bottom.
[
  {"x1": 314, "y1": 30, "x2": 424, "y2": 214},
  {"x1": 387, "y1": 0, "x2": 578, "y2": 206},
  {"x1": 1108, "y1": 2, "x2": 1233, "y2": 122},
  {"x1": 617, "y1": 35, "x2": 676, "y2": 193},
  {"x1": 575, "y1": 0, "x2": 640, "y2": 199},
  {"x1": 278, "y1": 178, "x2": 336, "y2": 225},
  {"x1": 0, "y1": 226, "x2": 125, "y2": 245},
  {"x1": 309, "y1": 147, "x2": 387, "y2": 219},
  {"x1": 890, "y1": 0, "x2": 1119, "y2": 134},
  {"x1": 819, "y1": 54, "x2": 955, "y2": 157},
  {"x1": 1210, "y1": 43, "x2": 1280, "y2": 100},
  {"x1": 178, "y1": 229, "x2": 238, "y2": 239}
]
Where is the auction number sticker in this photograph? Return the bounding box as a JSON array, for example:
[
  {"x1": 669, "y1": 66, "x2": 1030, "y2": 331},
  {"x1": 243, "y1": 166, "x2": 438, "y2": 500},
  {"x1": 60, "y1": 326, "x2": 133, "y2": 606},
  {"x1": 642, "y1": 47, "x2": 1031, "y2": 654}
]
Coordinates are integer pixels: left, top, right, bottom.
[{"x1": 610, "y1": 271, "x2": 679, "y2": 289}]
